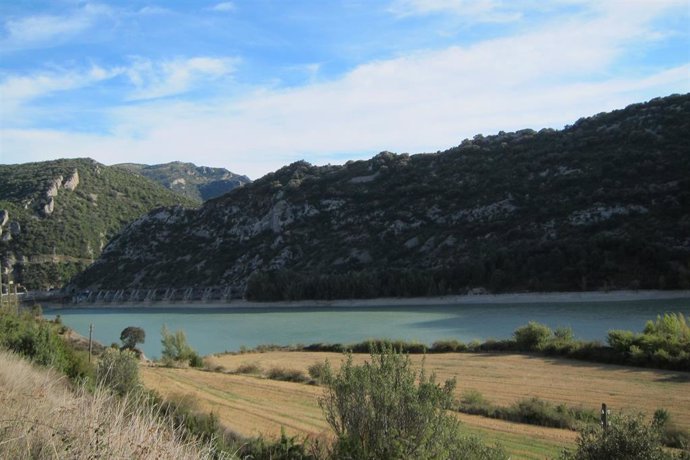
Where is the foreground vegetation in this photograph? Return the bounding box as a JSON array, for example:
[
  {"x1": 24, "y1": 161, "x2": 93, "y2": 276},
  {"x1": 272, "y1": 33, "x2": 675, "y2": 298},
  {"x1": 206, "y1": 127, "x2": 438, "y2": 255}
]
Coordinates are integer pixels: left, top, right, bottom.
[
  {"x1": 3, "y1": 304, "x2": 689, "y2": 458},
  {"x1": 0, "y1": 350, "x2": 215, "y2": 459}
]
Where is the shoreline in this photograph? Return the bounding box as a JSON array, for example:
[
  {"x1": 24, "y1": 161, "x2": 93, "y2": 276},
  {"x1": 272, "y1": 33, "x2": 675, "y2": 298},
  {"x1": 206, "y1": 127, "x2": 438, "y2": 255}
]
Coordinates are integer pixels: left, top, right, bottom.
[{"x1": 42, "y1": 289, "x2": 690, "y2": 310}]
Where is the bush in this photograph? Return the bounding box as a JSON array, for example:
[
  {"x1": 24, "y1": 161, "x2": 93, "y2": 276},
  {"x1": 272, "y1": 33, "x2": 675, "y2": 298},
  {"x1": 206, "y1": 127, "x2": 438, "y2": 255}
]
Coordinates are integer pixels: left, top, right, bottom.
[
  {"x1": 266, "y1": 367, "x2": 309, "y2": 383},
  {"x1": 655, "y1": 408, "x2": 690, "y2": 450},
  {"x1": 561, "y1": 412, "x2": 671, "y2": 460},
  {"x1": 430, "y1": 339, "x2": 467, "y2": 353},
  {"x1": 96, "y1": 348, "x2": 140, "y2": 396},
  {"x1": 320, "y1": 344, "x2": 506, "y2": 459},
  {"x1": 514, "y1": 322, "x2": 553, "y2": 351},
  {"x1": 307, "y1": 361, "x2": 329, "y2": 384},
  {"x1": 160, "y1": 325, "x2": 200, "y2": 367},
  {"x1": 235, "y1": 362, "x2": 263, "y2": 374}
]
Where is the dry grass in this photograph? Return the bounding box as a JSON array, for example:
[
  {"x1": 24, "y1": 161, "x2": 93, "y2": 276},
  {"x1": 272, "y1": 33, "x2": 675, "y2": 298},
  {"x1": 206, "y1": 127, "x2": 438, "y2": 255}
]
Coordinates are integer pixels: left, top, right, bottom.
[
  {"x1": 0, "y1": 350, "x2": 217, "y2": 460},
  {"x1": 142, "y1": 351, "x2": 690, "y2": 459},
  {"x1": 141, "y1": 364, "x2": 576, "y2": 459},
  {"x1": 208, "y1": 351, "x2": 690, "y2": 427}
]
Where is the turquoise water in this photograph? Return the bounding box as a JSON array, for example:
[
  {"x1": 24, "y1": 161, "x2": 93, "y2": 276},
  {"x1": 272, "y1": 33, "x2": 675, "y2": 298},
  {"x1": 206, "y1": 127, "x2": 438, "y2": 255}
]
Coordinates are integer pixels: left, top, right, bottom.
[{"x1": 44, "y1": 298, "x2": 690, "y2": 358}]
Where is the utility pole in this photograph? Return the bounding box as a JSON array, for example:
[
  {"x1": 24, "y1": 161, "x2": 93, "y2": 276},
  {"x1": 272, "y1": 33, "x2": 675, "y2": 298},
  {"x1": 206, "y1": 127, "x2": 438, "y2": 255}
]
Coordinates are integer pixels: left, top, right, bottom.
[{"x1": 88, "y1": 323, "x2": 94, "y2": 363}]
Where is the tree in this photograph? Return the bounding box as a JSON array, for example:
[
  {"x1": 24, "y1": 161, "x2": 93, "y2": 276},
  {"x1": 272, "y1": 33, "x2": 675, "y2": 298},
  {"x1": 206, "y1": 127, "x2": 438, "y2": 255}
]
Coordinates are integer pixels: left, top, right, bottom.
[
  {"x1": 319, "y1": 344, "x2": 506, "y2": 459},
  {"x1": 160, "y1": 325, "x2": 202, "y2": 367},
  {"x1": 120, "y1": 326, "x2": 145, "y2": 350}
]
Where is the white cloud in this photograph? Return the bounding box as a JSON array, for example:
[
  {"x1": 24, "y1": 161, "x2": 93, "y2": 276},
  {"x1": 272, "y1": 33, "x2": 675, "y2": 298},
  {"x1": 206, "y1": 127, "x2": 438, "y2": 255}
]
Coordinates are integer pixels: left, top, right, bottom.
[
  {"x1": 210, "y1": 2, "x2": 235, "y2": 12},
  {"x1": 1, "y1": 4, "x2": 111, "y2": 47},
  {"x1": 1, "y1": 1, "x2": 687, "y2": 179},
  {"x1": 126, "y1": 57, "x2": 239, "y2": 100},
  {"x1": 0, "y1": 66, "x2": 122, "y2": 116}
]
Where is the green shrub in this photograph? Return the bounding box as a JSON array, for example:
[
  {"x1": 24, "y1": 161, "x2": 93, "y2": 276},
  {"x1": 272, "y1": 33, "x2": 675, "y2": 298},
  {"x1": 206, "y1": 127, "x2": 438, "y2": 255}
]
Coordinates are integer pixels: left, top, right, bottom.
[
  {"x1": 96, "y1": 348, "x2": 140, "y2": 396},
  {"x1": 237, "y1": 428, "x2": 322, "y2": 460},
  {"x1": 608, "y1": 329, "x2": 637, "y2": 353},
  {"x1": 160, "y1": 325, "x2": 200, "y2": 367},
  {"x1": 655, "y1": 408, "x2": 690, "y2": 450},
  {"x1": 430, "y1": 339, "x2": 467, "y2": 352},
  {"x1": 514, "y1": 322, "x2": 552, "y2": 351},
  {"x1": 561, "y1": 412, "x2": 670, "y2": 460},
  {"x1": 320, "y1": 345, "x2": 506, "y2": 459}
]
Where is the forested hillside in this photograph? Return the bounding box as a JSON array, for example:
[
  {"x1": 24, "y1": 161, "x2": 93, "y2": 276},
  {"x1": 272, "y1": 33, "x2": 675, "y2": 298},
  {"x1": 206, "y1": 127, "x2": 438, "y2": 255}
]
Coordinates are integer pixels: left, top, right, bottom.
[
  {"x1": 0, "y1": 158, "x2": 197, "y2": 289},
  {"x1": 71, "y1": 94, "x2": 690, "y2": 299}
]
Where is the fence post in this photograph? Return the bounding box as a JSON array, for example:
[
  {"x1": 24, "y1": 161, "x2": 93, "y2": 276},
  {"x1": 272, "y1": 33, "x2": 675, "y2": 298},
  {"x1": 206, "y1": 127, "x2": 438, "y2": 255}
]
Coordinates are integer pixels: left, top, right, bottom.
[{"x1": 601, "y1": 403, "x2": 610, "y2": 433}]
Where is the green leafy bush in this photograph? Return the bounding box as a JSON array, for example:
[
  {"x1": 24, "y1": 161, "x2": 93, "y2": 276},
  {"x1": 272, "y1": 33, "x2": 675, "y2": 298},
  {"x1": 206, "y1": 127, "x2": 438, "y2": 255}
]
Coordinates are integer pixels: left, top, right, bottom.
[
  {"x1": 320, "y1": 344, "x2": 506, "y2": 459},
  {"x1": 561, "y1": 412, "x2": 673, "y2": 460},
  {"x1": 514, "y1": 321, "x2": 553, "y2": 351},
  {"x1": 160, "y1": 325, "x2": 200, "y2": 367}
]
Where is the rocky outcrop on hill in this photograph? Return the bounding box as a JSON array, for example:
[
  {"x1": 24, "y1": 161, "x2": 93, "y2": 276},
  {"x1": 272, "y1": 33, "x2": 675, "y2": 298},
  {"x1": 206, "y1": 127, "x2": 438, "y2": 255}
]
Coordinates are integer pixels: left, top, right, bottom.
[
  {"x1": 0, "y1": 159, "x2": 197, "y2": 289},
  {"x1": 71, "y1": 94, "x2": 690, "y2": 299}
]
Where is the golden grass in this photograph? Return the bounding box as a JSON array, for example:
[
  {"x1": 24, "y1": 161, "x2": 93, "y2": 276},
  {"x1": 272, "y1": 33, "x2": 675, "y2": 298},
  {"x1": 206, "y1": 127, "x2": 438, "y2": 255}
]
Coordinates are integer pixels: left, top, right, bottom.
[
  {"x1": 141, "y1": 363, "x2": 577, "y2": 459},
  {"x1": 143, "y1": 351, "x2": 690, "y2": 459},
  {"x1": 0, "y1": 350, "x2": 216, "y2": 459},
  {"x1": 207, "y1": 351, "x2": 690, "y2": 427}
]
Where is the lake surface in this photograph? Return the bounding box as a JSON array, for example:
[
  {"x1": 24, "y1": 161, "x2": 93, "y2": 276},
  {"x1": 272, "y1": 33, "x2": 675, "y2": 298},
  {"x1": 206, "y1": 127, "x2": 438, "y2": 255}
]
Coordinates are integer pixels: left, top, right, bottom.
[{"x1": 44, "y1": 298, "x2": 690, "y2": 358}]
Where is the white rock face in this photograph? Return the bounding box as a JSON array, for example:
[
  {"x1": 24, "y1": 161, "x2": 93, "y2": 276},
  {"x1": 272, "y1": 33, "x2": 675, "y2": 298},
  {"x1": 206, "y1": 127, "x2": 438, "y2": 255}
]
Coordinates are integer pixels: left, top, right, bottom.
[
  {"x1": 46, "y1": 176, "x2": 63, "y2": 198},
  {"x1": 63, "y1": 169, "x2": 80, "y2": 191},
  {"x1": 43, "y1": 198, "x2": 55, "y2": 216}
]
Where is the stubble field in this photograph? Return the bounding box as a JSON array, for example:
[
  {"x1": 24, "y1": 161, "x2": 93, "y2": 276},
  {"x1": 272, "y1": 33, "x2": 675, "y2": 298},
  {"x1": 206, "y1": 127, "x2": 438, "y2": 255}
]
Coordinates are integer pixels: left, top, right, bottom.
[{"x1": 141, "y1": 351, "x2": 690, "y2": 459}]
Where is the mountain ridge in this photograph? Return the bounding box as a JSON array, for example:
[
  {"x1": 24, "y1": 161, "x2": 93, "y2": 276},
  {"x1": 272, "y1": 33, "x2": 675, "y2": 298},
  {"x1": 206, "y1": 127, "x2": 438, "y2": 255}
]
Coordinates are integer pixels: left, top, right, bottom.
[{"x1": 71, "y1": 94, "x2": 690, "y2": 299}]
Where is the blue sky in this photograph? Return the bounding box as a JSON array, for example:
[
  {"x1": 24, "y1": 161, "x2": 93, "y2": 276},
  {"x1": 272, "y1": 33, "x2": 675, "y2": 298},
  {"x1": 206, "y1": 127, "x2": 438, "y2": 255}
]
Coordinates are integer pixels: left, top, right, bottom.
[{"x1": 1, "y1": 1, "x2": 689, "y2": 179}]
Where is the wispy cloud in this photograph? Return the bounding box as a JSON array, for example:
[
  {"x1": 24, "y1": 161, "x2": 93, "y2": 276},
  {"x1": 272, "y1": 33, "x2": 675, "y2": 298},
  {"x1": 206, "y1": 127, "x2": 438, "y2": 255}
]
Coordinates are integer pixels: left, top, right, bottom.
[
  {"x1": 389, "y1": 0, "x2": 521, "y2": 22},
  {"x1": 0, "y1": 66, "x2": 121, "y2": 116},
  {"x1": 1, "y1": 4, "x2": 112, "y2": 48},
  {"x1": 125, "y1": 57, "x2": 239, "y2": 100},
  {"x1": 210, "y1": 2, "x2": 235, "y2": 12}
]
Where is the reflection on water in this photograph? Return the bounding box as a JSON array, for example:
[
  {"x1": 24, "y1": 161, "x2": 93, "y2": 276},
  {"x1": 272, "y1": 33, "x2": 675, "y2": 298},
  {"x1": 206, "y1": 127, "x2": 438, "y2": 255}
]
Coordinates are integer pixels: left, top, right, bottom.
[{"x1": 44, "y1": 298, "x2": 690, "y2": 358}]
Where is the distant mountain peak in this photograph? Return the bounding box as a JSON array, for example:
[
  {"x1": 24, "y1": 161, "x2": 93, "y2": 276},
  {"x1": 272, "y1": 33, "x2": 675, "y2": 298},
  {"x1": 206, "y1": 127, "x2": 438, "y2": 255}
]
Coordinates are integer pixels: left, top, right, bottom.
[{"x1": 115, "y1": 161, "x2": 251, "y2": 202}]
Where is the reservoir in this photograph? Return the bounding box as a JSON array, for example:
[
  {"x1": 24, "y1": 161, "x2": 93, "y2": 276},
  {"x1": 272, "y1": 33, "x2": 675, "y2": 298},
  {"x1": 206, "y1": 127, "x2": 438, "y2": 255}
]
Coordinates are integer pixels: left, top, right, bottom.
[{"x1": 44, "y1": 296, "x2": 690, "y2": 358}]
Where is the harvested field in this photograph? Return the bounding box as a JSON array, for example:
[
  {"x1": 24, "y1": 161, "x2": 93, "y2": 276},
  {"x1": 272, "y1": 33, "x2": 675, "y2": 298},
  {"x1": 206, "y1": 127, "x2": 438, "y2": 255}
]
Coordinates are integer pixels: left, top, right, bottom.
[
  {"x1": 206, "y1": 351, "x2": 690, "y2": 427},
  {"x1": 143, "y1": 352, "x2": 689, "y2": 459},
  {"x1": 141, "y1": 365, "x2": 575, "y2": 459}
]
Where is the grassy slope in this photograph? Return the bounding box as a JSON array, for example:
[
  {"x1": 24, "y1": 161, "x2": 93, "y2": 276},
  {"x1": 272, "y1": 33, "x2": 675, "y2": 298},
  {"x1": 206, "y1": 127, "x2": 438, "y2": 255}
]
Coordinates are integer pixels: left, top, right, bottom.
[
  {"x1": 0, "y1": 350, "x2": 212, "y2": 459},
  {"x1": 141, "y1": 350, "x2": 688, "y2": 459}
]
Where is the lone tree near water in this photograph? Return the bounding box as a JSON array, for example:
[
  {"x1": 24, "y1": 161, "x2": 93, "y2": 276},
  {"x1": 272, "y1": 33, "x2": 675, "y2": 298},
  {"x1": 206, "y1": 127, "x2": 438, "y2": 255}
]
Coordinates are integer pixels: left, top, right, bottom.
[{"x1": 120, "y1": 326, "x2": 145, "y2": 350}]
